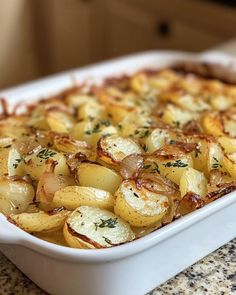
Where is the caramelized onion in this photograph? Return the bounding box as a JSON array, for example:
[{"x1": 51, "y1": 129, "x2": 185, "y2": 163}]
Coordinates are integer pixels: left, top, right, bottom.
[
  {"x1": 177, "y1": 192, "x2": 204, "y2": 216},
  {"x1": 36, "y1": 161, "x2": 61, "y2": 203},
  {"x1": 66, "y1": 153, "x2": 88, "y2": 173},
  {"x1": 137, "y1": 172, "x2": 179, "y2": 195},
  {"x1": 120, "y1": 154, "x2": 144, "y2": 179},
  {"x1": 152, "y1": 142, "x2": 197, "y2": 159}
]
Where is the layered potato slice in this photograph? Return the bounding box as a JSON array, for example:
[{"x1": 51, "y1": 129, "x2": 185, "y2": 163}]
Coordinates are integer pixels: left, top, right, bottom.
[
  {"x1": 77, "y1": 100, "x2": 106, "y2": 120},
  {"x1": 223, "y1": 153, "x2": 236, "y2": 178},
  {"x1": 77, "y1": 163, "x2": 122, "y2": 194},
  {"x1": 9, "y1": 208, "x2": 69, "y2": 233},
  {"x1": 162, "y1": 104, "x2": 198, "y2": 128},
  {"x1": 179, "y1": 167, "x2": 207, "y2": 198},
  {"x1": 53, "y1": 186, "x2": 114, "y2": 210},
  {"x1": 24, "y1": 148, "x2": 69, "y2": 180},
  {"x1": 0, "y1": 145, "x2": 25, "y2": 176},
  {"x1": 97, "y1": 135, "x2": 142, "y2": 164},
  {"x1": 71, "y1": 119, "x2": 117, "y2": 146},
  {"x1": 63, "y1": 206, "x2": 135, "y2": 249},
  {"x1": 114, "y1": 180, "x2": 169, "y2": 227},
  {"x1": 218, "y1": 136, "x2": 236, "y2": 153},
  {"x1": 145, "y1": 128, "x2": 172, "y2": 153},
  {"x1": 46, "y1": 110, "x2": 75, "y2": 133},
  {"x1": 0, "y1": 178, "x2": 35, "y2": 215}
]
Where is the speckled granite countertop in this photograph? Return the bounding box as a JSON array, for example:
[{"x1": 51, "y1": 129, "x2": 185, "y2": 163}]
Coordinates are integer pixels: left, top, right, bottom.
[{"x1": 0, "y1": 239, "x2": 235, "y2": 295}]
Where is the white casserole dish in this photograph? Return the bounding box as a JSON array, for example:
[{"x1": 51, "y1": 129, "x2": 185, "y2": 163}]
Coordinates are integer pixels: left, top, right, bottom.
[{"x1": 0, "y1": 51, "x2": 236, "y2": 295}]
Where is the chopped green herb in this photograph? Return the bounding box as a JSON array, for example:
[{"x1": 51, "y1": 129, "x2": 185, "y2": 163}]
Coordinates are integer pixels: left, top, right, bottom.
[
  {"x1": 151, "y1": 162, "x2": 160, "y2": 174},
  {"x1": 195, "y1": 148, "x2": 202, "y2": 158},
  {"x1": 103, "y1": 236, "x2": 112, "y2": 244},
  {"x1": 164, "y1": 159, "x2": 188, "y2": 168},
  {"x1": 94, "y1": 218, "x2": 118, "y2": 231},
  {"x1": 133, "y1": 192, "x2": 139, "y2": 198},
  {"x1": 101, "y1": 119, "x2": 110, "y2": 127},
  {"x1": 142, "y1": 144, "x2": 148, "y2": 152},
  {"x1": 212, "y1": 157, "x2": 222, "y2": 169},
  {"x1": 36, "y1": 149, "x2": 56, "y2": 160},
  {"x1": 172, "y1": 121, "x2": 180, "y2": 128},
  {"x1": 135, "y1": 129, "x2": 150, "y2": 138},
  {"x1": 13, "y1": 156, "x2": 25, "y2": 169},
  {"x1": 143, "y1": 164, "x2": 151, "y2": 169},
  {"x1": 85, "y1": 123, "x2": 101, "y2": 135},
  {"x1": 169, "y1": 140, "x2": 176, "y2": 145},
  {"x1": 4, "y1": 145, "x2": 12, "y2": 149},
  {"x1": 117, "y1": 124, "x2": 123, "y2": 130}
]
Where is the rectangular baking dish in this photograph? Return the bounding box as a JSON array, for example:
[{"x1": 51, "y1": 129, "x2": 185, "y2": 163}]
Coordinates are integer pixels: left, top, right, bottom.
[{"x1": 0, "y1": 51, "x2": 236, "y2": 295}]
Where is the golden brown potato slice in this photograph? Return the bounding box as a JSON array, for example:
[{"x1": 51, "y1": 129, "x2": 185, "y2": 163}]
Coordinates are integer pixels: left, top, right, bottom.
[
  {"x1": 97, "y1": 135, "x2": 142, "y2": 164},
  {"x1": 162, "y1": 104, "x2": 197, "y2": 128},
  {"x1": 0, "y1": 146, "x2": 25, "y2": 176},
  {"x1": 63, "y1": 206, "x2": 135, "y2": 249},
  {"x1": 46, "y1": 111, "x2": 75, "y2": 133},
  {"x1": 223, "y1": 153, "x2": 236, "y2": 179},
  {"x1": 77, "y1": 163, "x2": 122, "y2": 194},
  {"x1": 179, "y1": 167, "x2": 207, "y2": 198},
  {"x1": 219, "y1": 136, "x2": 236, "y2": 153},
  {"x1": 9, "y1": 208, "x2": 69, "y2": 233},
  {"x1": 24, "y1": 148, "x2": 69, "y2": 180},
  {"x1": 53, "y1": 186, "x2": 114, "y2": 211},
  {"x1": 145, "y1": 128, "x2": 172, "y2": 153},
  {"x1": 114, "y1": 180, "x2": 169, "y2": 227},
  {"x1": 77, "y1": 101, "x2": 106, "y2": 120},
  {"x1": 71, "y1": 120, "x2": 117, "y2": 146}
]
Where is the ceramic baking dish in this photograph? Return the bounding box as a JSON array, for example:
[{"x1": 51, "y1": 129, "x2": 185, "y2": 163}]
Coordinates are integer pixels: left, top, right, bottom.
[{"x1": 0, "y1": 51, "x2": 236, "y2": 295}]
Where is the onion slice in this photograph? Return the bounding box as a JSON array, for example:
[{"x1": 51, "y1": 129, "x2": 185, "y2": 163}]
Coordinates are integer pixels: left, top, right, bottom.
[{"x1": 120, "y1": 153, "x2": 144, "y2": 179}]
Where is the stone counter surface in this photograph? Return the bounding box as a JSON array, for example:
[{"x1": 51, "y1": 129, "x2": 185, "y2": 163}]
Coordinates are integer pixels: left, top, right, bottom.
[{"x1": 0, "y1": 239, "x2": 235, "y2": 295}]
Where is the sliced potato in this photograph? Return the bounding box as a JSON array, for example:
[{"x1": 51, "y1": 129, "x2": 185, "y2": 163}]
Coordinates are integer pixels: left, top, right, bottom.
[
  {"x1": 145, "y1": 128, "x2": 172, "y2": 153},
  {"x1": 224, "y1": 119, "x2": 236, "y2": 138},
  {"x1": 9, "y1": 208, "x2": 69, "y2": 233},
  {"x1": 150, "y1": 155, "x2": 193, "y2": 185},
  {"x1": 162, "y1": 104, "x2": 197, "y2": 128},
  {"x1": 66, "y1": 94, "x2": 94, "y2": 108},
  {"x1": 46, "y1": 111, "x2": 75, "y2": 133},
  {"x1": 77, "y1": 163, "x2": 122, "y2": 194},
  {"x1": 97, "y1": 135, "x2": 142, "y2": 164},
  {"x1": 202, "y1": 113, "x2": 224, "y2": 136},
  {"x1": 210, "y1": 94, "x2": 234, "y2": 111},
  {"x1": 180, "y1": 167, "x2": 207, "y2": 198},
  {"x1": 223, "y1": 153, "x2": 236, "y2": 179},
  {"x1": 0, "y1": 146, "x2": 25, "y2": 176},
  {"x1": 71, "y1": 120, "x2": 117, "y2": 146},
  {"x1": 24, "y1": 148, "x2": 69, "y2": 180},
  {"x1": 53, "y1": 186, "x2": 114, "y2": 210},
  {"x1": 219, "y1": 136, "x2": 236, "y2": 153},
  {"x1": 78, "y1": 101, "x2": 106, "y2": 120},
  {"x1": 114, "y1": 180, "x2": 169, "y2": 227},
  {"x1": 63, "y1": 206, "x2": 135, "y2": 249}
]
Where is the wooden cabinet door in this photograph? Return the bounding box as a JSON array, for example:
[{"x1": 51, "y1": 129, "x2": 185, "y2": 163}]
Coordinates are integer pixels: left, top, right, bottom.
[{"x1": 105, "y1": 0, "x2": 227, "y2": 58}]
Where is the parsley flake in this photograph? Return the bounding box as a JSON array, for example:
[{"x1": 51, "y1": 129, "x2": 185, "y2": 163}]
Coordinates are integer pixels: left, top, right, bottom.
[
  {"x1": 94, "y1": 218, "x2": 118, "y2": 231},
  {"x1": 37, "y1": 149, "x2": 56, "y2": 160},
  {"x1": 164, "y1": 160, "x2": 188, "y2": 168}
]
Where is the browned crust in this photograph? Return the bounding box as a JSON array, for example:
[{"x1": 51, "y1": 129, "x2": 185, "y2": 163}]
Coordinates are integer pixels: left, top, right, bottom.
[{"x1": 206, "y1": 182, "x2": 236, "y2": 202}]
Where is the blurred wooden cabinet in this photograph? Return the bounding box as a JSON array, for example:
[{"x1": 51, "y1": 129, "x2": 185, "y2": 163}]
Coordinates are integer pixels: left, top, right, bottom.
[
  {"x1": 1, "y1": 0, "x2": 236, "y2": 89},
  {"x1": 104, "y1": 0, "x2": 236, "y2": 57}
]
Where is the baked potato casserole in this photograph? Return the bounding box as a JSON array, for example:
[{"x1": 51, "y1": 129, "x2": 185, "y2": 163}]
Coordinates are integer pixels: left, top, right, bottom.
[{"x1": 0, "y1": 66, "x2": 236, "y2": 249}]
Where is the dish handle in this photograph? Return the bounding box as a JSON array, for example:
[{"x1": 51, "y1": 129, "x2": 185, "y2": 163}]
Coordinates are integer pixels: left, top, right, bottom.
[{"x1": 0, "y1": 214, "x2": 22, "y2": 244}]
